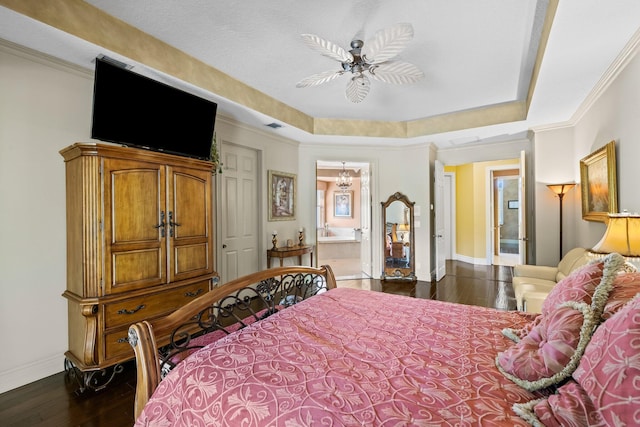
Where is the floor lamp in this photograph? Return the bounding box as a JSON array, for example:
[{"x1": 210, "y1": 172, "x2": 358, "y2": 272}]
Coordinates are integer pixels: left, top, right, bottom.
[{"x1": 547, "y1": 183, "x2": 576, "y2": 257}]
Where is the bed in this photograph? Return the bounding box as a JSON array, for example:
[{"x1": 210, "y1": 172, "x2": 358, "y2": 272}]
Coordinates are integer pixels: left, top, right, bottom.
[{"x1": 129, "y1": 257, "x2": 640, "y2": 426}]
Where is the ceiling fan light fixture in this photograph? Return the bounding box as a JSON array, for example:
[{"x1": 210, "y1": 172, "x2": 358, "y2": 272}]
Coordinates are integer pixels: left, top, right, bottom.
[{"x1": 297, "y1": 23, "x2": 424, "y2": 103}]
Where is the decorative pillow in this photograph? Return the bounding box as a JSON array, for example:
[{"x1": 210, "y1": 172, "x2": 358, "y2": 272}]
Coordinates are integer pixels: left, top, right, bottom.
[
  {"x1": 497, "y1": 253, "x2": 625, "y2": 391},
  {"x1": 513, "y1": 381, "x2": 599, "y2": 426},
  {"x1": 541, "y1": 260, "x2": 605, "y2": 315},
  {"x1": 502, "y1": 259, "x2": 607, "y2": 343},
  {"x1": 602, "y1": 271, "x2": 640, "y2": 319},
  {"x1": 513, "y1": 293, "x2": 640, "y2": 426},
  {"x1": 502, "y1": 315, "x2": 542, "y2": 343},
  {"x1": 497, "y1": 302, "x2": 594, "y2": 391}
]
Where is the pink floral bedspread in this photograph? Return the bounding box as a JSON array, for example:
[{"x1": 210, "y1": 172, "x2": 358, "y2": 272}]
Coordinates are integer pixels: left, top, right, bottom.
[{"x1": 135, "y1": 287, "x2": 542, "y2": 426}]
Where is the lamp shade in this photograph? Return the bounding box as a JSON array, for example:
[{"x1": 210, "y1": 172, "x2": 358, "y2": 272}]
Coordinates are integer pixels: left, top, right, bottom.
[
  {"x1": 546, "y1": 183, "x2": 576, "y2": 196},
  {"x1": 591, "y1": 214, "x2": 640, "y2": 258}
]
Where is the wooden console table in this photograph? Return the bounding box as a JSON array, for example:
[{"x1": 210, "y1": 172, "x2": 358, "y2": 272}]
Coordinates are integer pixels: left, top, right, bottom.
[{"x1": 267, "y1": 245, "x2": 314, "y2": 268}]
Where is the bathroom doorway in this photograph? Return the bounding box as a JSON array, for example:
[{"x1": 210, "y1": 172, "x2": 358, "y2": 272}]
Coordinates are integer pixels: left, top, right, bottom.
[
  {"x1": 492, "y1": 169, "x2": 520, "y2": 266},
  {"x1": 316, "y1": 160, "x2": 372, "y2": 280}
]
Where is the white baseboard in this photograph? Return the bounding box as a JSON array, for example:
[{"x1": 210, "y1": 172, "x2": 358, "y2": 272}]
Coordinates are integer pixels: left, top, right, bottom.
[
  {"x1": 455, "y1": 253, "x2": 490, "y2": 265},
  {"x1": 0, "y1": 355, "x2": 63, "y2": 394}
]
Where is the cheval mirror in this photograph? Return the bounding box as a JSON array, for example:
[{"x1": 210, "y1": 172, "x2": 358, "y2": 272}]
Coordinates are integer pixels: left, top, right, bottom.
[{"x1": 381, "y1": 192, "x2": 416, "y2": 281}]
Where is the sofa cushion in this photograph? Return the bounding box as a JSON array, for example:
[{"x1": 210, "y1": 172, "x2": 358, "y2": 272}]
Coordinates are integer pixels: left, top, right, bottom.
[
  {"x1": 511, "y1": 277, "x2": 557, "y2": 289},
  {"x1": 555, "y1": 247, "x2": 589, "y2": 279},
  {"x1": 513, "y1": 264, "x2": 558, "y2": 282},
  {"x1": 512, "y1": 280, "x2": 556, "y2": 312}
]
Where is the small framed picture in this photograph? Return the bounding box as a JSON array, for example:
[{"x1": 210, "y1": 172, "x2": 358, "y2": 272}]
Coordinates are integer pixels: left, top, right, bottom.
[
  {"x1": 334, "y1": 191, "x2": 352, "y2": 217},
  {"x1": 268, "y1": 170, "x2": 296, "y2": 221},
  {"x1": 507, "y1": 200, "x2": 519, "y2": 209}
]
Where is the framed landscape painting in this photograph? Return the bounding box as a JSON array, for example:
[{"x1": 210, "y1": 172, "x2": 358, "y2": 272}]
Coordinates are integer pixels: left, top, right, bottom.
[
  {"x1": 268, "y1": 170, "x2": 296, "y2": 221},
  {"x1": 579, "y1": 140, "x2": 617, "y2": 222}
]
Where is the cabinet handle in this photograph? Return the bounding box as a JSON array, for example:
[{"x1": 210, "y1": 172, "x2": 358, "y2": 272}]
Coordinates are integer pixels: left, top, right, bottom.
[
  {"x1": 117, "y1": 304, "x2": 145, "y2": 315},
  {"x1": 168, "y1": 211, "x2": 180, "y2": 237},
  {"x1": 154, "y1": 211, "x2": 166, "y2": 237},
  {"x1": 185, "y1": 288, "x2": 204, "y2": 298}
]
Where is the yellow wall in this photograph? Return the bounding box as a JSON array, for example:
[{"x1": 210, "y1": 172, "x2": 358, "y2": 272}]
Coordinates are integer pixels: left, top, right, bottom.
[{"x1": 446, "y1": 159, "x2": 518, "y2": 260}]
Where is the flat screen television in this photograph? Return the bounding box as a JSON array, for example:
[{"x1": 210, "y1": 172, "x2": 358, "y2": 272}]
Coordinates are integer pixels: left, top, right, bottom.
[{"x1": 91, "y1": 57, "x2": 217, "y2": 160}]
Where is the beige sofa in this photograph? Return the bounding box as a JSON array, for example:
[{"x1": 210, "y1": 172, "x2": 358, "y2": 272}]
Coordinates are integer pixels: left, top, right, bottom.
[{"x1": 512, "y1": 247, "x2": 589, "y2": 313}]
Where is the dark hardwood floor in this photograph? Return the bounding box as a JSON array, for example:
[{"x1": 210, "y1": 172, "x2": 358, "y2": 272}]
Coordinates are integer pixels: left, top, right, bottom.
[{"x1": 0, "y1": 260, "x2": 516, "y2": 427}]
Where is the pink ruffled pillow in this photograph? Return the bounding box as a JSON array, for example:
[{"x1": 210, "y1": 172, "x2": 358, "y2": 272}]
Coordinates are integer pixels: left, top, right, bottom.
[
  {"x1": 497, "y1": 303, "x2": 592, "y2": 390},
  {"x1": 602, "y1": 272, "x2": 640, "y2": 319},
  {"x1": 514, "y1": 294, "x2": 640, "y2": 426},
  {"x1": 502, "y1": 261, "x2": 605, "y2": 343},
  {"x1": 541, "y1": 260, "x2": 604, "y2": 315},
  {"x1": 516, "y1": 381, "x2": 599, "y2": 426},
  {"x1": 501, "y1": 314, "x2": 542, "y2": 343},
  {"x1": 497, "y1": 254, "x2": 626, "y2": 391}
]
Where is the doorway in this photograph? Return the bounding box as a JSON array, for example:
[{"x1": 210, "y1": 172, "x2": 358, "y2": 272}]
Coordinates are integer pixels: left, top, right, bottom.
[
  {"x1": 316, "y1": 160, "x2": 372, "y2": 280},
  {"x1": 491, "y1": 169, "x2": 520, "y2": 266}
]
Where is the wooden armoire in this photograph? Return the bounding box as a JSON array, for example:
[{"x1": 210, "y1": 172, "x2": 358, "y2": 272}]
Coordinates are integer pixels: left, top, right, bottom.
[{"x1": 60, "y1": 143, "x2": 217, "y2": 385}]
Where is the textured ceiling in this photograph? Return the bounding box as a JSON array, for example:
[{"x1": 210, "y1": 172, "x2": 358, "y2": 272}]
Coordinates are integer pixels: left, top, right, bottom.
[
  {"x1": 1, "y1": 0, "x2": 640, "y2": 148},
  {"x1": 83, "y1": 0, "x2": 538, "y2": 122}
]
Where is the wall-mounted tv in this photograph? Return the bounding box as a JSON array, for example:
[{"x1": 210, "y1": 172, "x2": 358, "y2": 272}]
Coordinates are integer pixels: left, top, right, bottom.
[{"x1": 91, "y1": 57, "x2": 217, "y2": 160}]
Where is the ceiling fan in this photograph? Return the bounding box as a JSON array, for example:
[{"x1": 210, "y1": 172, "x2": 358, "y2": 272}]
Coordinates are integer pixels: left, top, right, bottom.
[{"x1": 296, "y1": 23, "x2": 425, "y2": 103}]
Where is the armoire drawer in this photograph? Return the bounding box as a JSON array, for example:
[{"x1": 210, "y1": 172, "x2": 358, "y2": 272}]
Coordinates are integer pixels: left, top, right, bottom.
[
  {"x1": 104, "y1": 281, "x2": 209, "y2": 329},
  {"x1": 104, "y1": 327, "x2": 134, "y2": 362}
]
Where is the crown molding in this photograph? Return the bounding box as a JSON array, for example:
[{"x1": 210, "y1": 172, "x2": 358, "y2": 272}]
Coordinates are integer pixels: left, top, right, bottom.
[{"x1": 570, "y1": 26, "x2": 640, "y2": 125}]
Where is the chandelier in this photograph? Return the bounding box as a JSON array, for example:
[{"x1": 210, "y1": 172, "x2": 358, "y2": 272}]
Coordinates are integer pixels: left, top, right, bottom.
[{"x1": 336, "y1": 162, "x2": 353, "y2": 192}]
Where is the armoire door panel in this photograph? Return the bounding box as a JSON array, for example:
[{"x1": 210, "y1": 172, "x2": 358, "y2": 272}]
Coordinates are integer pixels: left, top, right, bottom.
[
  {"x1": 109, "y1": 248, "x2": 164, "y2": 294},
  {"x1": 173, "y1": 243, "x2": 209, "y2": 275},
  {"x1": 103, "y1": 158, "x2": 167, "y2": 294},
  {"x1": 168, "y1": 166, "x2": 213, "y2": 282},
  {"x1": 171, "y1": 172, "x2": 208, "y2": 238},
  {"x1": 110, "y1": 170, "x2": 162, "y2": 243}
]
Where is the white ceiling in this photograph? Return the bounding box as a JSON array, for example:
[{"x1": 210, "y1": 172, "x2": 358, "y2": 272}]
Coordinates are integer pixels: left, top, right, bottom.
[{"x1": 1, "y1": 1, "x2": 640, "y2": 148}]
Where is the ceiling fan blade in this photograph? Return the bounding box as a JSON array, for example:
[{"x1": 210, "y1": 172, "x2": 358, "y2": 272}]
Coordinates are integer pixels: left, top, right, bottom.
[
  {"x1": 369, "y1": 61, "x2": 424, "y2": 84},
  {"x1": 345, "y1": 74, "x2": 370, "y2": 103},
  {"x1": 296, "y1": 69, "x2": 344, "y2": 88},
  {"x1": 362, "y1": 23, "x2": 414, "y2": 64},
  {"x1": 301, "y1": 34, "x2": 353, "y2": 63}
]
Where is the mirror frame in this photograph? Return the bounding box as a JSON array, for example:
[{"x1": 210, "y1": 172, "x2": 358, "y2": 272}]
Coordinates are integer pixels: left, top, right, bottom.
[{"x1": 381, "y1": 192, "x2": 416, "y2": 281}]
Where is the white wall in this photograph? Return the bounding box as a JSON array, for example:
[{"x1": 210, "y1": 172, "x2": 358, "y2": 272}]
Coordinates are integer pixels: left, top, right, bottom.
[
  {"x1": 533, "y1": 33, "x2": 640, "y2": 265},
  {"x1": 573, "y1": 41, "x2": 640, "y2": 221},
  {"x1": 530, "y1": 125, "x2": 579, "y2": 265},
  {"x1": 0, "y1": 45, "x2": 94, "y2": 392}
]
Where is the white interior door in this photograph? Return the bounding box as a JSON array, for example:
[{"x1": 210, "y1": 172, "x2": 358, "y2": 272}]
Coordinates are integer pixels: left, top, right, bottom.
[
  {"x1": 434, "y1": 160, "x2": 446, "y2": 280},
  {"x1": 359, "y1": 163, "x2": 372, "y2": 277},
  {"x1": 219, "y1": 143, "x2": 259, "y2": 283},
  {"x1": 518, "y1": 150, "x2": 528, "y2": 264}
]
